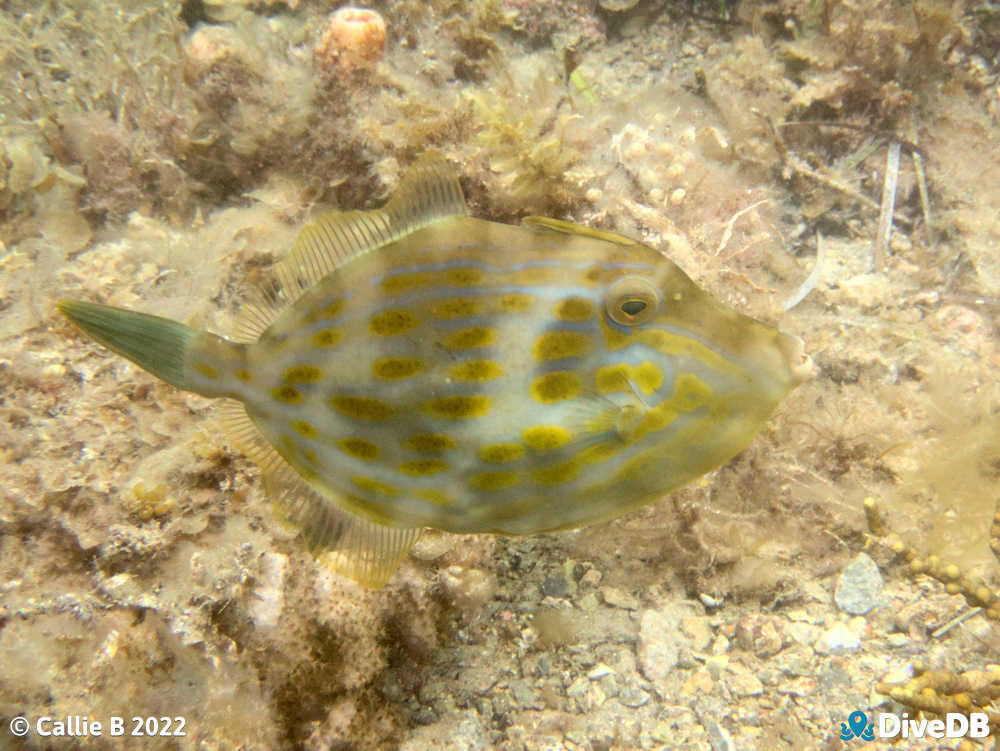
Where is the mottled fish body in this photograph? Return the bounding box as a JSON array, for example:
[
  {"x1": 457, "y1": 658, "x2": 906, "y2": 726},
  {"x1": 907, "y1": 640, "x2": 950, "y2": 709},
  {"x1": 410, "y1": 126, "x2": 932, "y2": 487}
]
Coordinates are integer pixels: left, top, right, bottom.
[{"x1": 60, "y1": 155, "x2": 812, "y2": 586}]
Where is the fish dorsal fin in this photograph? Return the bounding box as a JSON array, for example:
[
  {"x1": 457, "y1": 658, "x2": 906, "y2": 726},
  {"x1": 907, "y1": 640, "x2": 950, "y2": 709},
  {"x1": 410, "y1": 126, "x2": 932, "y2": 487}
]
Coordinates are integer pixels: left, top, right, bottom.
[
  {"x1": 235, "y1": 152, "x2": 466, "y2": 342},
  {"x1": 219, "y1": 398, "x2": 421, "y2": 588},
  {"x1": 522, "y1": 216, "x2": 638, "y2": 246}
]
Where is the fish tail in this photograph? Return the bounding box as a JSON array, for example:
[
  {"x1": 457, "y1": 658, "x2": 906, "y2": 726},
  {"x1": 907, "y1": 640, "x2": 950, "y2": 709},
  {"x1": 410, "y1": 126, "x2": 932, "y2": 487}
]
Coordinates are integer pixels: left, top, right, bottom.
[{"x1": 59, "y1": 300, "x2": 248, "y2": 398}]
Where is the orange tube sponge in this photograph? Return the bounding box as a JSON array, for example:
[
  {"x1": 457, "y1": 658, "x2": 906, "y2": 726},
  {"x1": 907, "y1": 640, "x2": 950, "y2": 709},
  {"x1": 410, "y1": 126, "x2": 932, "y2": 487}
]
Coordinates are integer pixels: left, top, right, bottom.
[{"x1": 314, "y1": 7, "x2": 387, "y2": 74}]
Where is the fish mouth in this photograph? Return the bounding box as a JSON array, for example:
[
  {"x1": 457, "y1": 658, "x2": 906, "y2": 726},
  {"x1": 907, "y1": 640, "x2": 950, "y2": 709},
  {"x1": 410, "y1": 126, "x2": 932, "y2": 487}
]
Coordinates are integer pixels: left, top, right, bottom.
[{"x1": 778, "y1": 333, "x2": 815, "y2": 385}]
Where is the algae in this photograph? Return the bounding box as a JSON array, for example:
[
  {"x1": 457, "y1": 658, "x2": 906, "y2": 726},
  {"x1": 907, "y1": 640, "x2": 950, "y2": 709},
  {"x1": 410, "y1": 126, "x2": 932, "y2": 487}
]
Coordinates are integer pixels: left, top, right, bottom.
[{"x1": 2, "y1": 0, "x2": 1000, "y2": 747}]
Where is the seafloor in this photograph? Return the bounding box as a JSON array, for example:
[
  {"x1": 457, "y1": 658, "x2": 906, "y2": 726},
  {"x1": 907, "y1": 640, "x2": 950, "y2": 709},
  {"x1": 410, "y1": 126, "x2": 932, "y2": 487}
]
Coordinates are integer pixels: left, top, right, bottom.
[{"x1": 2, "y1": 1, "x2": 1000, "y2": 749}]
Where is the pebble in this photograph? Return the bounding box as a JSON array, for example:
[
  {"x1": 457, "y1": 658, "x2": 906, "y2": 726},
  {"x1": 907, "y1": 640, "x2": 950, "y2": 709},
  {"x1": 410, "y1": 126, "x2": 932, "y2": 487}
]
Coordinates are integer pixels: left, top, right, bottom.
[
  {"x1": 734, "y1": 613, "x2": 785, "y2": 658},
  {"x1": 680, "y1": 614, "x2": 713, "y2": 650},
  {"x1": 728, "y1": 670, "x2": 764, "y2": 697},
  {"x1": 835, "y1": 553, "x2": 884, "y2": 615},
  {"x1": 579, "y1": 592, "x2": 599, "y2": 611},
  {"x1": 601, "y1": 586, "x2": 639, "y2": 610},
  {"x1": 587, "y1": 663, "x2": 614, "y2": 680},
  {"x1": 509, "y1": 679, "x2": 543, "y2": 709},
  {"x1": 703, "y1": 716, "x2": 735, "y2": 751},
  {"x1": 567, "y1": 676, "x2": 590, "y2": 699},
  {"x1": 814, "y1": 621, "x2": 862, "y2": 654},
  {"x1": 778, "y1": 676, "x2": 816, "y2": 696},
  {"x1": 651, "y1": 721, "x2": 672, "y2": 743},
  {"x1": 541, "y1": 573, "x2": 571, "y2": 598},
  {"x1": 618, "y1": 682, "x2": 650, "y2": 707},
  {"x1": 579, "y1": 568, "x2": 603, "y2": 588}
]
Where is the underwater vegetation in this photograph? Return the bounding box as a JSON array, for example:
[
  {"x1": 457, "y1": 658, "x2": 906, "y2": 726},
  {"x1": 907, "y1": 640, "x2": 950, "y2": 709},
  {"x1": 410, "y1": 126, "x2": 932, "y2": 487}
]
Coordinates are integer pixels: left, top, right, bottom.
[{"x1": 1, "y1": 0, "x2": 999, "y2": 748}]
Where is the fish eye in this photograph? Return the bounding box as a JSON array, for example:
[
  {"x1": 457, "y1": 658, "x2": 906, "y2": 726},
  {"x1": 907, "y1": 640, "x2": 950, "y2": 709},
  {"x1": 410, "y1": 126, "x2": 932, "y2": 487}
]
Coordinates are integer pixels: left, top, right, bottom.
[
  {"x1": 620, "y1": 299, "x2": 647, "y2": 316},
  {"x1": 606, "y1": 277, "x2": 660, "y2": 325}
]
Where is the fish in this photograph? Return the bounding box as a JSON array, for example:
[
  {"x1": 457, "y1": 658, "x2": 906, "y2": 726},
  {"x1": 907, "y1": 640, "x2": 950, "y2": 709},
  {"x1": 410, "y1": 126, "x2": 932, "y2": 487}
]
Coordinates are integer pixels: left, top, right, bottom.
[{"x1": 59, "y1": 153, "x2": 813, "y2": 587}]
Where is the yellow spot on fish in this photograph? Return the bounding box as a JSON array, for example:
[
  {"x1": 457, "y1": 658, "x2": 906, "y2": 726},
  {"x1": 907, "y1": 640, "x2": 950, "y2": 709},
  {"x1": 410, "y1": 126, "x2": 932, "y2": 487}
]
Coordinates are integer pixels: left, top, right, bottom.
[
  {"x1": 399, "y1": 459, "x2": 449, "y2": 476},
  {"x1": 381, "y1": 270, "x2": 434, "y2": 293},
  {"x1": 498, "y1": 292, "x2": 533, "y2": 313},
  {"x1": 272, "y1": 385, "x2": 303, "y2": 404},
  {"x1": 432, "y1": 297, "x2": 483, "y2": 319},
  {"x1": 195, "y1": 362, "x2": 219, "y2": 379},
  {"x1": 553, "y1": 296, "x2": 595, "y2": 322},
  {"x1": 307, "y1": 299, "x2": 344, "y2": 322},
  {"x1": 352, "y1": 476, "x2": 399, "y2": 497},
  {"x1": 425, "y1": 395, "x2": 491, "y2": 419},
  {"x1": 370, "y1": 309, "x2": 417, "y2": 336},
  {"x1": 478, "y1": 443, "x2": 526, "y2": 464},
  {"x1": 595, "y1": 361, "x2": 664, "y2": 395},
  {"x1": 595, "y1": 364, "x2": 630, "y2": 393},
  {"x1": 339, "y1": 437, "x2": 380, "y2": 460},
  {"x1": 509, "y1": 266, "x2": 563, "y2": 285},
  {"x1": 304, "y1": 449, "x2": 319, "y2": 465},
  {"x1": 533, "y1": 330, "x2": 592, "y2": 361},
  {"x1": 522, "y1": 425, "x2": 572, "y2": 451},
  {"x1": 585, "y1": 265, "x2": 617, "y2": 284},
  {"x1": 329, "y1": 395, "x2": 394, "y2": 419},
  {"x1": 284, "y1": 364, "x2": 323, "y2": 383},
  {"x1": 417, "y1": 489, "x2": 452, "y2": 507},
  {"x1": 373, "y1": 357, "x2": 424, "y2": 380},
  {"x1": 311, "y1": 329, "x2": 342, "y2": 348},
  {"x1": 470, "y1": 470, "x2": 520, "y2": 491},
  {"x1": 446, "y1": 267, "x2": 484, "y2": 286},
  {"x1": 292, "y1": 420, "x2": 318, "y2": 439},
  {"x1": 405, "y1": 433, "x2": 456, "y2": 453},
  {"x1": 612, "y1": 449, "x2": 658, "y2": 485},
  {"x1": 235, "y1": 368, "x2": 253, "y2": 382},
  {"x1": 577, "y1": 440, "x2": 623, "y2": 465},
  {"x1": 634, "y1": 362, "x2": 664, "y2": 393},
  {"x1": 442, "y1": 326, "x2": 495, "y2": 350},
  {"x1": 531, "y1": 371, "x2": 582, "y2": 403},
  {"x1": 450, "y1": 359, "x2": 503, "y2": 382},
  {"x1": 671, "y1": 373, "x2": 713, "y2": 410},
  {"x1": 533, "y1": 458, "x2": 581, "y2": 486}
]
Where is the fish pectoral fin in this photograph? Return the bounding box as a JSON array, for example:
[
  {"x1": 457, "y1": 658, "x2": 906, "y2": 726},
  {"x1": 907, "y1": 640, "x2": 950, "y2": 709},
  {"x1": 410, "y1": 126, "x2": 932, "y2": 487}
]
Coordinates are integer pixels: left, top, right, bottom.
[
  {"x1": 522, "y1": 216, "x2": 638, "y2": 246},
  {"x1": 261, "y1": 456, "x2": 421, "y2": 589},
  {"x1": 567, "y1": 389, "x2": 648, "y2": 444}
]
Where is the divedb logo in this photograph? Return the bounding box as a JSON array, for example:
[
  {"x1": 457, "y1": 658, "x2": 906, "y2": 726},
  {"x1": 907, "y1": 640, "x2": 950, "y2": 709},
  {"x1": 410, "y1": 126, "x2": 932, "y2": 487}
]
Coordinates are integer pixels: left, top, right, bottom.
[{"x1": 839, "y1": 710, "x2": 991, "y2": 741}]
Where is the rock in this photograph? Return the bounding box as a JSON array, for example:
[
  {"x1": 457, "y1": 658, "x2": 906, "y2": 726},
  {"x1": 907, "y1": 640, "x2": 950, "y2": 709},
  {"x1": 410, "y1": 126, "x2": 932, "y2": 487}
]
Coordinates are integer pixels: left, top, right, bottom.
[
  {"x1": 734, "y1": 613, "x2": 785, "y2": 658},
  {"x1": 247, "y1": 552, "x2": 287, "y2": 629},
  {"x1": 814, "y1": 621, "x2": 861, "y2": 654},
  {"x1": 541, "y1": 573, "x2": 571, "y2": 598},
  {"x1": 579, "y1": 568, "x2": 603, "y2": 588},
  {"x1": 398, "y1": 710, "x2": 488, "y2": 751},
  {"x1": 619, "y1": 682, "x2": 650, "y2": 707},
  {"x1": 703, "y1": 716, "x2": 735, "y2": 751},
  {"x1": 601, "y1": 586, "x2": 639, "y2": 610},
  {"x1": 728, "y1": 669, "x2": 764, "y2": 697},
  {"x1": 637, "y1": 607, "x2": 682, "y2": 684},
  {"x1": 587, "y1": 663, "x2": 613, "y2": 680},
  {"x1": 835, "y1": 553, "x2": 884, "y2": 615},
  {"x1": 509, "y1": 679, "x2": 543, "y2": 709},
  {"x1": 680, "y1": 614, "x2": 713, "y2": 650}
]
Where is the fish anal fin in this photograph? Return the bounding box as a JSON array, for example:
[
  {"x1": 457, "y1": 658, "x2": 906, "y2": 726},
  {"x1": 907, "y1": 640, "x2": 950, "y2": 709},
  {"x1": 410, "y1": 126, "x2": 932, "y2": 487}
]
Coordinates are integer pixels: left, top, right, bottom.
[
  {"x1": 219, "y1": 400, "x2": 420, "y2": 588},
  {"x1": 522, "y1": 216, "x2": 637, "y2": 246}
]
